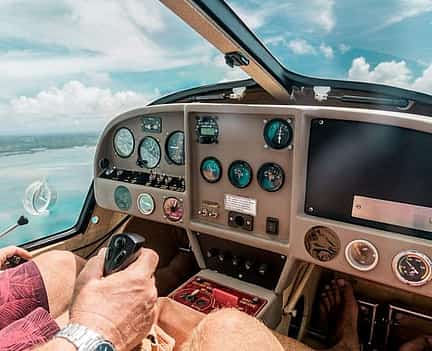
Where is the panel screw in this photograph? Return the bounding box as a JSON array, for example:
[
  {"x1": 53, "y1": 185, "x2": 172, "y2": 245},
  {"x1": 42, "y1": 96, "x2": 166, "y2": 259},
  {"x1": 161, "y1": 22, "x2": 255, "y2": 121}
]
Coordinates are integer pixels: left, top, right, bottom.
[
  {"x1": 238, "y1": 274, "x2": 243, "y2": 279},
  {"x1": 264, "y1": 144, "x2": 269, "y2": 149},
  {"x1": 318, "y1": 120, "x2": 324, "y2": 125},
  {"x1": 263, "y1": 119, "x2": 268, "y2": 124},
  {"x1": 308, "y1": 206, "x2": 314, "y2": 212},
  {"x1": 91, "y1": 216, "x2": 100, "y2": 224},
  {"x1": 355, "y1": 204, "x2": 362, "y2": 209},
  {"x1": 281, "y1": 255, "x2": 286, "y2": 260},
  {"x1": 288, "y1": 145, "x2": 293, "y2": 150},
  {"x1": 287, "y1": 118, "x2": 292, "y2": 124}
]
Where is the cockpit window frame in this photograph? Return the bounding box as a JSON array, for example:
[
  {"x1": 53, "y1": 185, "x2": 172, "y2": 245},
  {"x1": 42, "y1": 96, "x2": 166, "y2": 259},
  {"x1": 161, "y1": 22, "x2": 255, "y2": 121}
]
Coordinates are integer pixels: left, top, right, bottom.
[{"x1": 186, "y1": 0, "x2": 432, "y2": 105}]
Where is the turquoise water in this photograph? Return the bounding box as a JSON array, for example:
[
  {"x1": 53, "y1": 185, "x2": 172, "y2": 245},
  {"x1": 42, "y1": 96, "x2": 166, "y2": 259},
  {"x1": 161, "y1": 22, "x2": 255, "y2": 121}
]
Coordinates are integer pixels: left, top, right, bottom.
[{"x1": 0, "y1": 146, "x2": 95, "y2": 247}]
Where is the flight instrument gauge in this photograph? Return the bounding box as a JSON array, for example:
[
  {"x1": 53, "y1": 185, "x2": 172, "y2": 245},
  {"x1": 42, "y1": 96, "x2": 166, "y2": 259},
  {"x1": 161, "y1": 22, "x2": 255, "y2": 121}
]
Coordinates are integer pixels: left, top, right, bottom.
[
  {"x1": 264, "y1": 118, "x2": 293, "y2": 149},
  {"x1": 228, "y1": 160, "x2": 253, "y2": 189},
  {"x1": 113, "y1": 128, "x2": 134, "y2": 158},
  {"x1": 114, "y1": 186, "x2": 132, "y2": 211},
  {"x1": 163, "y1": 197, "x2": 184, "y2": 222},
  {"x1": 345, "y1": 240, "x2": 379, "y2": 272},
  {"x1": 137, "y1": 193, "x2": 155, "y2": 215},
  {"x1": 392, "y1": 250, "x2": 432, "y2": 286},
  {"x1": 166, "y1": 131, "x2": 185, "y2": 165},
  {"x1": 138, "y1": 137, "x2": 161, "y2": 169},
  {"x1": 257, "y1": 163, "x2": 285, "y2": 192},
  {"x1": 200, "y1": 157, "x2": 222, "y2": 183}
]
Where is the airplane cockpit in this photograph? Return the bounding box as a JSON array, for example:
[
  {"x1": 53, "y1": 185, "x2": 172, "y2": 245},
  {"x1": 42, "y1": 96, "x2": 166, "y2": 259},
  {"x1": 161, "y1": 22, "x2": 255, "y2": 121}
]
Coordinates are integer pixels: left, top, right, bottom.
[{"x1": 1, "y1": 1, "x2": 432, "y2": 350}]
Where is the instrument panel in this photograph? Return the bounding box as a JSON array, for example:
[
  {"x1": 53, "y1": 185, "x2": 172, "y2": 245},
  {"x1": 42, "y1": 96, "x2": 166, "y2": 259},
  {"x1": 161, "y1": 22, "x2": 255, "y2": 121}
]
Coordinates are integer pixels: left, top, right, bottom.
[{"x1": 94, "y1": 103, "x2": 432, "y2": 297}]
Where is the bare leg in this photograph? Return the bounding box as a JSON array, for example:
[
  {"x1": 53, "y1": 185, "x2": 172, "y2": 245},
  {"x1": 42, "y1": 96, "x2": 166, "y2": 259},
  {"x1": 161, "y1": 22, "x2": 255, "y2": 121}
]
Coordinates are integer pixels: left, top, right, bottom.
[
  {"x1": 320, "y1": 279, "x2": 360, "y2": 351},
  {"x1": 33, "y1": 250, "x2": 86, "y2": 318},
  {"x1": 180, "y1": 308, "x2": 314, "y2": 351}
]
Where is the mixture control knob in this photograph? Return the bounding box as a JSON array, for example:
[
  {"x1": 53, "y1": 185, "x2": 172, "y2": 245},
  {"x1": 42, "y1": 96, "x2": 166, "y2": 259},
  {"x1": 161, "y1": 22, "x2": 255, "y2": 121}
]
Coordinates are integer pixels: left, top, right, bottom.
[
  {"x1": 258, "y1": 263, "x2": 268, "y2": 276},
  {"x1": 244, "y1": 259, "x2": 255, "y2": 271}
]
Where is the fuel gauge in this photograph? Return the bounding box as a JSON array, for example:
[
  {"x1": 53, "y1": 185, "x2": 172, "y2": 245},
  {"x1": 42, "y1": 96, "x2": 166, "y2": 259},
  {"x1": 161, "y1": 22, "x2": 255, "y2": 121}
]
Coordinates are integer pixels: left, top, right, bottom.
[{"x1": 392, "y1": 250, "x2": 432, "y2": 286}]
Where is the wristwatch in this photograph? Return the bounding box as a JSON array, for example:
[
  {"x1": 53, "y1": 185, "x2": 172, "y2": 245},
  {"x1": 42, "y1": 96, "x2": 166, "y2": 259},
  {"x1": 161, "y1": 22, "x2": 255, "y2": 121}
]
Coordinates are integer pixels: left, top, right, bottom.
[{"x1": 56, "y1": 324, "x2": 116, "y2": 351}]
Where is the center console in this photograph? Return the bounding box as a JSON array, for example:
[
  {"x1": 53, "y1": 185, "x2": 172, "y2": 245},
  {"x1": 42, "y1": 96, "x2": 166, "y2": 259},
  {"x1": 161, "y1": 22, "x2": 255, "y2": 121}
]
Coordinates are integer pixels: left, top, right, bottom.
[{"x1": 169, "y1": 269, "x2": 282, "y2": 327}]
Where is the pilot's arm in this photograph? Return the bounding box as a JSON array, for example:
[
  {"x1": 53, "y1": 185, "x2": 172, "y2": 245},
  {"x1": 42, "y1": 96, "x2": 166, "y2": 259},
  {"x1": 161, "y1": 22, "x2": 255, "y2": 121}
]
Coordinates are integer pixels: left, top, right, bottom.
[{"x1": 31, "y1": 248, "x2": 159, "y2": 351}]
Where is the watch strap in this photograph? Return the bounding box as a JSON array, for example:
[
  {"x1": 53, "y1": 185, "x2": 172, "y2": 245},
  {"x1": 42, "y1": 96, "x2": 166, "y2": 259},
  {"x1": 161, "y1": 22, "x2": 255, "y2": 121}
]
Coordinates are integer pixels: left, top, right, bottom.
[{"x1": 56, "y1": 323, "x2": 115, "y2": 351}]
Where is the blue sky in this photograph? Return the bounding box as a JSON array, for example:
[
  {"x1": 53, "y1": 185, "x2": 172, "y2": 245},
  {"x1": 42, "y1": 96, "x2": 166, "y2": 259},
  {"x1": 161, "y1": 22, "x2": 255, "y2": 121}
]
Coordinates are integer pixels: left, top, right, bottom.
[{"x1": 0, "y1": 0, "x2": 431, "y2": 134}]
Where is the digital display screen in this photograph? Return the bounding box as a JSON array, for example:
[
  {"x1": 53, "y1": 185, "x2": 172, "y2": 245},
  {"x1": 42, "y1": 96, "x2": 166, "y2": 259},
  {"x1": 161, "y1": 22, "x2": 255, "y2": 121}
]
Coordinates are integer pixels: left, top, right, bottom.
[{"x1": 200, "y1": 127, "x2": 216, "y2": 136}]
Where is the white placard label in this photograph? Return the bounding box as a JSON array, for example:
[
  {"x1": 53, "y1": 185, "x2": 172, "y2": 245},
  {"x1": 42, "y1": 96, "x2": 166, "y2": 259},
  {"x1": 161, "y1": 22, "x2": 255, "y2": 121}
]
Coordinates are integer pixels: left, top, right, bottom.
[{"x1": 224, "y1": 194, "x2": 257, "y2": 216}]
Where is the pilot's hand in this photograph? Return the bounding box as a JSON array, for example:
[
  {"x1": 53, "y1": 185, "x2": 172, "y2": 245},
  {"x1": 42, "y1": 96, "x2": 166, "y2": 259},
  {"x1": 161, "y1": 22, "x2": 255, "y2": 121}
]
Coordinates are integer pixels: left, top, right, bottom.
[
  {"x1": 0, "y1": 246, "x2": 32, "y2": 269},
  {"x1": 70, "y1": 248, "x2": 159, "y2": 351}
]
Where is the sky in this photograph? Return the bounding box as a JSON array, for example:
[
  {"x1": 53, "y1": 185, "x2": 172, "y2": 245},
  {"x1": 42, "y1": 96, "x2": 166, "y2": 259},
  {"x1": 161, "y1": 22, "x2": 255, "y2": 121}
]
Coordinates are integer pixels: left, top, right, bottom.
[{"x1": 1, "y1": 0, "x2": 432, "y2": 134}]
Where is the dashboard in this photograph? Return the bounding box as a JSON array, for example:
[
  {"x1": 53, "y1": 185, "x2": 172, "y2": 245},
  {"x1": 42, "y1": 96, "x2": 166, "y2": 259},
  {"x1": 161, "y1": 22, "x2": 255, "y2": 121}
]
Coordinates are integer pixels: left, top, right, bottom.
[{"x1": 94, "y1": 103, "x2": 432, "y2": 297}]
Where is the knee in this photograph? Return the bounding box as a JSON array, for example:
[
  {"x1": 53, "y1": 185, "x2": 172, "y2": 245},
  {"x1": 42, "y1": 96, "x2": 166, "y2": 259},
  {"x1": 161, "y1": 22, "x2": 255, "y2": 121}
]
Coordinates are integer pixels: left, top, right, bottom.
[
  {"x1": 33, "y1": 250, "x2": 86, "y2": 277},
  {"x1": 184, "y1": 309, "x2": 283, "y2": 351}
]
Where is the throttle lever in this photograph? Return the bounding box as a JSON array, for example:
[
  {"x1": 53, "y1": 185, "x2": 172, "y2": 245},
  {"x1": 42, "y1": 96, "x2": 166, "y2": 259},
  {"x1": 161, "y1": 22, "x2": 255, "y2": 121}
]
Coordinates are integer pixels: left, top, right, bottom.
[{"x1": 103, "y1": 233, "x2": 146, "y2": 277}]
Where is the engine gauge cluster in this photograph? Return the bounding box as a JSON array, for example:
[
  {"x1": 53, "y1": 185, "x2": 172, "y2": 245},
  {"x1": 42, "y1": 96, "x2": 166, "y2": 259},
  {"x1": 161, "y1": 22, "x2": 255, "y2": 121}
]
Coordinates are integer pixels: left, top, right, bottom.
[
  {"x1": 264, "y1": 118, "x2": 293, "y2": 149},
  {"x1": 257, "y1": 163, "x2": 285, "y2": 192},
  {"x1": 228, "y1": 160, "x2": 253, "y2": 189},
  {"x1": 392, "y1": 250, "x2": 432, "y2": 286},
  {"x1": 200, "y1": 157, "x2": 222, "y2": 183}
]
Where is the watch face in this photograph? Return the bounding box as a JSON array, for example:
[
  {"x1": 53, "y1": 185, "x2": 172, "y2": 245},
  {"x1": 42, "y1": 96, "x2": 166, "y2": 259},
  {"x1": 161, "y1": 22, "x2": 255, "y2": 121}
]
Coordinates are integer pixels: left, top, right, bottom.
[{"x1": 95, "y1": 341, "x2": 115, "y2": 351}]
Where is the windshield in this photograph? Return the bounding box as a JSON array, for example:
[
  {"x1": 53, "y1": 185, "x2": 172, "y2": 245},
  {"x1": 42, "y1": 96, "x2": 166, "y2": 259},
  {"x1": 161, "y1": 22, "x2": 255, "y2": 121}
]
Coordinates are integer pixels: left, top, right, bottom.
[
  {"x1": 226, "y1": 0, "x2": 432, "y2": 95},
  {"x1": 0, "y1": 0, "x2": 247, "y2": 247}
]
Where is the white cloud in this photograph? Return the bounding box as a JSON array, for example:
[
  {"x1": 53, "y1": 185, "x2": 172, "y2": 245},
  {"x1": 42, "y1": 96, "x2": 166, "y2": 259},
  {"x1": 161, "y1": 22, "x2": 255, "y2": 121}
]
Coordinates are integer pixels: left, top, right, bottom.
[
  {"x1": 288, "y1": 39, "x2": 316, "y2": 55},
  {"x1": 319, "y1": 43, "x2": 334, "y2": 59},
  {"x1": 229, "y1": 0, "x2": 335, "y2": 33},
  {"x1": 347, "y1": 56, "x2": 432, "y2": 95},
  {"x1": 310, "y1": 0, "x2": 335, "y2": 33},
  {"x1": 413, "y1": 65, "x2": 432, "y2": 92},
  {"x1": 3, "y1": 80, "x2": 155, "y2": 122},
  {"x1": 0, "y1": 1, "x2": 214, "y2": 86},
  {"x1": 384, "y1": 0, "x2": 432, "y2": 27},
  {"x1": 348, "y1": 57, "x2": 412, "y2": 87},
  {"x1": 339, "y1": 43, "x2": 351, "y2": 54}
]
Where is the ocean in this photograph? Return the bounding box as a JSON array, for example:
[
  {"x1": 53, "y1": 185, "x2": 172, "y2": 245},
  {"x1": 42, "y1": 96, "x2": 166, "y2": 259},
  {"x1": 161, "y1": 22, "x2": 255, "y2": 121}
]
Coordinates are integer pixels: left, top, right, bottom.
[{"x1": 0, "y1": 134, "x2": 98, "y2": 248}]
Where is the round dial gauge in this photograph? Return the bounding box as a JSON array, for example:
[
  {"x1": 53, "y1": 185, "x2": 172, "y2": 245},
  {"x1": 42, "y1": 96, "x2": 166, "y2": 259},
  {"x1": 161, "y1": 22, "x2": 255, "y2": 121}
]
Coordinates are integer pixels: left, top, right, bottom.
[
  {"x1": 114, "y1": 186, "x2": 132, "y2": 211},
  {"x1": 345, "y1": 240, "x2": 379, "y2": 271},
  {"x1": 166, "y1": 131, "x2": 185, "y2": 165},
  {"x1": 392, "y1": 251, "x2": 432, "y2": 286},
  {"x1": 200, "y1": 157, "x2": 222, "y2": 183},
  {"x1": 228, "y1": 160, "x2": 253, "y2": 189},
  {"x1": 257, "y1": 162, "x2": 285, "y2": 192},
  {"x1": 137, "y1": 193, "x2": 155, "y2": 215},
  {"x1": 113, "y1": 128, "x2": 134, "y2": 158},
  {"x1": 163, "y1": 197, "x2": 184, "y2": 222},
  {"x1": 264, "y1": 118, "x2": 293, "y2": 149},
  {"x1": 138, "y1": 136, "x2": 161, "y2": 169}
]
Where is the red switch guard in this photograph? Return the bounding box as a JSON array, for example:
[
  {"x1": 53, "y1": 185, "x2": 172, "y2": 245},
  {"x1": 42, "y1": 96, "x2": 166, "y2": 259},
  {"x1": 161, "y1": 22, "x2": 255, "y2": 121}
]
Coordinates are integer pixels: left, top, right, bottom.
[{"x1": 169, "y1": 276, "x2": 267, "y2": 316}]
